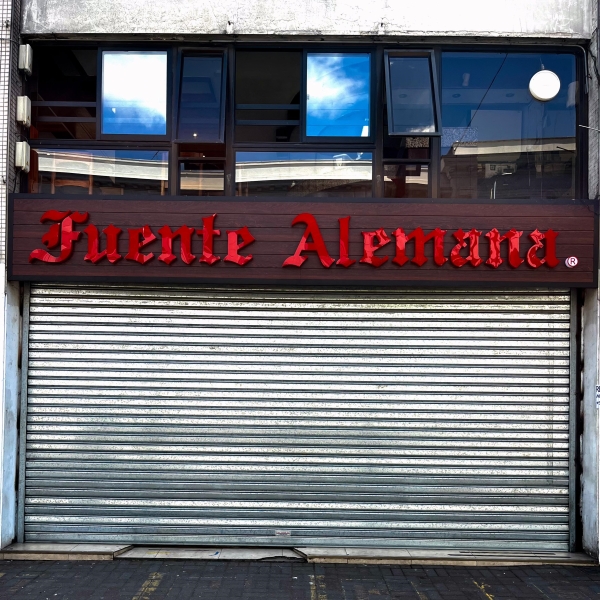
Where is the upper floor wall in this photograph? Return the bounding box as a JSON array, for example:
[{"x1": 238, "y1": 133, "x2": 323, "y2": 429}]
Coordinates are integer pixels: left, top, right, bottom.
[{"x1": 22, "y1": 0, "x2": 592, "y2": 39}]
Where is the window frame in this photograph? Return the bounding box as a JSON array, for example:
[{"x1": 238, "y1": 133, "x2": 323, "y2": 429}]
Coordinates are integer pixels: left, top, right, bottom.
[
  {"x1": 24, "y1": 42, "x2": 586, "y2": 203},
  {"x1": 302, "y1": 48, "x2": 377, "y2": 144},
  {"x1": 173, "y1": 49, "x2": 228, "y2": 144},
  {"x1": 97, "y1": 46, "x2": 173, "y2": 142},
  {"x1": 384, "y1": 49, "x2": 442, "y2": 137},
  {"x1": 233, "y1": 48, "x2": 303, "y2": 145},
  {"x1": 28, "y1": 145, "x2": 172, "y2": 196},
  {"x1": 177, "y1": 156, "x2": 226, "y2": 196},
  {"x1": 233, "y1": 149, "x2": 375, "y2": 198}
]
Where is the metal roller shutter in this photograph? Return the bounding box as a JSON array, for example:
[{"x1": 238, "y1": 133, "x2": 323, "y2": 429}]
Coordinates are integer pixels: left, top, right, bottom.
[{"x1": 22, "y1": 284, "x2": 572, "y2": 550}]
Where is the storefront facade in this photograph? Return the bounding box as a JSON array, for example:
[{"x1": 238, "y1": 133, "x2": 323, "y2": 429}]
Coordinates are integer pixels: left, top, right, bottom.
[{"x1": 1, "y1": 0, "x2": 599, "y2": 556}]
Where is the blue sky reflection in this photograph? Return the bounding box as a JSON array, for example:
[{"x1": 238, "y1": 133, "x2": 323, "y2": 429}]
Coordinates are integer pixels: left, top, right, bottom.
[
  {"x1": 306, "y1": 53, "x2": 370, "y2": 138},
  {"x1": 102, "y1": 52, "x2": 168, "y2": 135}
]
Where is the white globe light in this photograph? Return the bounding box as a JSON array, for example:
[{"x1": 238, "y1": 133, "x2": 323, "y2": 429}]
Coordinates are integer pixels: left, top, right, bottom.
[{"x1": 529, "y1": 70, "x2": 560, "y2": 101}]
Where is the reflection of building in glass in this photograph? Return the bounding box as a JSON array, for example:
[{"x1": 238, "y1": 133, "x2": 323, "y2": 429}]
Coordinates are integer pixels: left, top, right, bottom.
[
  {"x1": 235, "y1": 153, "x2": 372, "y2": 196},
  {"x1": 30, "y1": 149, "x2": 169, "y2": 195},
  {"x1": 441, "y1": 137, "x2": 576, "y2": 199}
]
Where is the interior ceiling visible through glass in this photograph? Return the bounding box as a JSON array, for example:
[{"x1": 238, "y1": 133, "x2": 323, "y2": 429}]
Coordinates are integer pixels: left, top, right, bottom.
[
  {"x1": 178, "y1": 56, "x2": 223, "y2": 141},
  {"x1": 388, "y1": 56, "x2": 436, "y2": 134},
  {"x1": 440, "y1": 52, "x2": 576, "y2": 200}
]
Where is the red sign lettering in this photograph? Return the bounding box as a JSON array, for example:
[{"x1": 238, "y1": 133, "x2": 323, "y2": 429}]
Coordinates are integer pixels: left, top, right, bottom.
[
  {"x1": 29, "y1": 210, "x2": 88, "y2": 263},
  {"x1": 28, "y1": 209, "x2": 564, "y2": 274},
  {"x1": 283, "y1": 213, "x2": 335, "y2": 268}
]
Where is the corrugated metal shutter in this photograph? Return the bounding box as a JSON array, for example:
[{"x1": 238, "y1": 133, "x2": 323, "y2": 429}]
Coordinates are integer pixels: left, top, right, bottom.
[{"x1": 23, "y1": 284, "x2": 572, "y2": 550}]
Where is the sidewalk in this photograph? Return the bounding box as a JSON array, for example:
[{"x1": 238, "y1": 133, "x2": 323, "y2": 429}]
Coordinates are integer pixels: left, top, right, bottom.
[{"x1": 0, "y1": 558, "x2": 599, "y2": 600}]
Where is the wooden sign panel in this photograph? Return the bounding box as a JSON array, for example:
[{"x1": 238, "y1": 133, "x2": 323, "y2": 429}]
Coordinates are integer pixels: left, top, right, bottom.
[{"x1": 8, "y1": 195, "x2": 598, "y2": 287}]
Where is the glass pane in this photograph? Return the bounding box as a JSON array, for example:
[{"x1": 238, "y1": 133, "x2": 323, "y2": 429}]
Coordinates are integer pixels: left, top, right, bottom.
[
  {"x1": 29, "y1": 46, "x2": 97, "y2": 140},
  {"x1": 236, "y1": 152, "x2": 372, "y2": 197},
  {"x1": 387, "y1": 56, "x2": 436, "y2": 134},
  {"x1": 179, "y1": 160, "x2": 224, "y2": 196},
  {"x1": 440, "y1": 52, "x2": 577, "y2": 200},
  {"x1": 178, "y1": 56, "x2": 224, "y2": 141},
  {"x1": 29, "y1": 149, "x2": 169, "y2": 195},
  {"x1": 235, "y1": 51, "x2": 301, "y2": 143},
  {"x1": 383, "y1": 136, "x2": 430, "y2": 160},
  {"x1": 306, "y1": 53, "x2": 371, "y2": 137},
  {"x1": 178, "y1": 145, "x2": 225, "y2": 158},
  {"x1": 32, "y1": 105, "x2": 97, "y2": 141},
  {"x1": 384, "y1": 164, "x2": 429, "y2": 198},
  {"x1": 31, "y1": 47, "x2": 97, "y2": 102},
  {"x1": 101, "y1": 51, "x2": 167, "y2": 135},
  {"x1": 235, "y1": 125, "x2": 300, "y2": 143}
]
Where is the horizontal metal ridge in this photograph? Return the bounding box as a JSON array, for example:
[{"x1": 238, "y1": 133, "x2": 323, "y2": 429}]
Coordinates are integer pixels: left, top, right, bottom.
[{"x1": 24, "y1": 284, "x2": 572, "y2": 550}]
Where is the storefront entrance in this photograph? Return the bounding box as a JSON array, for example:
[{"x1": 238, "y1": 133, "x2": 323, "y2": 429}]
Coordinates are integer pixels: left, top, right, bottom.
[{"x1": 19, "y1": 284, "x2": 574, "y2": 550}]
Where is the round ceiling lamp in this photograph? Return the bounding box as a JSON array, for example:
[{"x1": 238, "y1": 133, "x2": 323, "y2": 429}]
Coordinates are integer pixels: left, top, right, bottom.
[{"x1": 529, "y1": 70, "x2": 560, "y2": 101}]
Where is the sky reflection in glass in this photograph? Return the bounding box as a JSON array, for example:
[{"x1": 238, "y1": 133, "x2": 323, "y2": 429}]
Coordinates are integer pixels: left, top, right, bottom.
[
  {"x1": 102, "y1": 51, "x2": 167, "y2": 135},
  {"x1": 306, "y1": 53, "x2": 370, "y2": 138}
]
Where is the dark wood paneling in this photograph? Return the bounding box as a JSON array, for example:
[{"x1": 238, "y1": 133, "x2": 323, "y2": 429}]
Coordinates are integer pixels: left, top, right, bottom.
[{"x1": 8, "y1": 196, "x2": 598, "y2": 287}]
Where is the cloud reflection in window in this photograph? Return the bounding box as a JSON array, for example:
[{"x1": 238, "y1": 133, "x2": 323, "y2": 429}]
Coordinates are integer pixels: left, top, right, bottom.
[
  {"x1": 306, "y1": 53, "x2": 370, "y2": 138},
  {"x1": 102, "y1": 51, "x2": 168, "y2": 135}
]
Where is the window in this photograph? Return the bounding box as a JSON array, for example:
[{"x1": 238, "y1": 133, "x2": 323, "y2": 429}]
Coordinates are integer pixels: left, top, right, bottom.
[
  {"x1": 29, "y1": 149, "x2": 169, "y2": 195},
  {"x1": 382, "y1": 137, "x2": 431, "y2": 198},
  {"x1": 235, "y1": 51, "x2": 372, "y2": 143},
  {"x1": 306, "y1": 53, "x2": 371, "y2": 138},
  {"x1": 440, "y1": 52, "x2": 577, "y2": 200},
  {"x1": 25, "y1": 44, "x2": 581, "y2": 201},
  {"x1": 29, "y1": 46, "x2": 97, "y2": 140},
  {"x1": 235, "y1": 152, "x2": 372, "y2": 197},
  {"x1": 384, "y1": 52, "x2": 439, "y2": 135},
  {"x1": 235, "y1": 51, "x2": 302, "y2": 143},
  {"x1": 101, "y1": 51, "x2": 168, "y2": 136},
  {"x1": 177, "y1": 55, "x2": 226, "y2": 142}
]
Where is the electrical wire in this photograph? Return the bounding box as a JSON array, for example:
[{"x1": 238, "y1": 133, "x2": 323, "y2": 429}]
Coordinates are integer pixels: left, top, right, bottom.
[{"x1": 454, "y1": 53, "x2": 508, "y2": 148}]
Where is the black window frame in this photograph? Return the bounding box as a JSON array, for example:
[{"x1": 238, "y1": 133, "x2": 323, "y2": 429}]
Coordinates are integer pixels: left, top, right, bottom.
[
  {"x1": 384, "y1": 49, "x2": 442, "y2": 137},
  {"x1": 28, "y1": 144, "x2": 172, "y2": 196},
  {"x1": 97, "y1": 46, "x2": 173, "y2": 142},
  {"x1": 302, "y1": 48, "x2": 377, "y2": 144},
  {"x1": 173, "y1": 48, "x2": 228, "y2": 144},
  {"x1": 24, "y1": 42, "x2": 587, "y2": 203}
]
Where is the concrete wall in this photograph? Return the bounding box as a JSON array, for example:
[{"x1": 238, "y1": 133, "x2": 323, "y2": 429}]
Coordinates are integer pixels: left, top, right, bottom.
[
  {"x1": 0, "y1": 0, "x2": 21, "y2": 549},
  {"x1": 22, "y1": 0, "x2": 591, "y2": 39},
  {"x1": 579, "y1": 0, "x2": 600, "y2": 561}
]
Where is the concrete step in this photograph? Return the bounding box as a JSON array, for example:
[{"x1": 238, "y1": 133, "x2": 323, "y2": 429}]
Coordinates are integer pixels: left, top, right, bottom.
[
  {"x1": 117, "y1": 547, "x2": 304, "y2": 561},
  {"x1": 1, "y1": 544, "x2": 595, "y2": 566},
  {"x1": 1, "y1": 543, "x2": 132, "y2": 561},
  {"x1": 294, "y1": 547, "x2": 597, "y2": 566}
]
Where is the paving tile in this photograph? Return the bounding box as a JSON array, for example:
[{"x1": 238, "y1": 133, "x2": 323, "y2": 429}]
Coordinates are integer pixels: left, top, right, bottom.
[{"x1": 0, "y1": 553, "x2": 597, "y2": 600}]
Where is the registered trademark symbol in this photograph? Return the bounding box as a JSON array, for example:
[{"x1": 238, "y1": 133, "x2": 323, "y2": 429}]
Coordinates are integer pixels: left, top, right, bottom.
[{"x1": 565, "y1": 256, "x2": 578, "y2": 268}]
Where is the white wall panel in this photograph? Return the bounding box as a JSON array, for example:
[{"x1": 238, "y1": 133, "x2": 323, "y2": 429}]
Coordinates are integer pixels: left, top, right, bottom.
[{"x1": 22, "y1": 0, "x2": 591, "y2": 39}]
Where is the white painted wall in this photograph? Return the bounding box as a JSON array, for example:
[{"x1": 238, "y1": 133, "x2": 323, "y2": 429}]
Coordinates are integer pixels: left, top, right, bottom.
[{"x1": 22, "y1": 0, "x2": 591, "y2": 38}]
